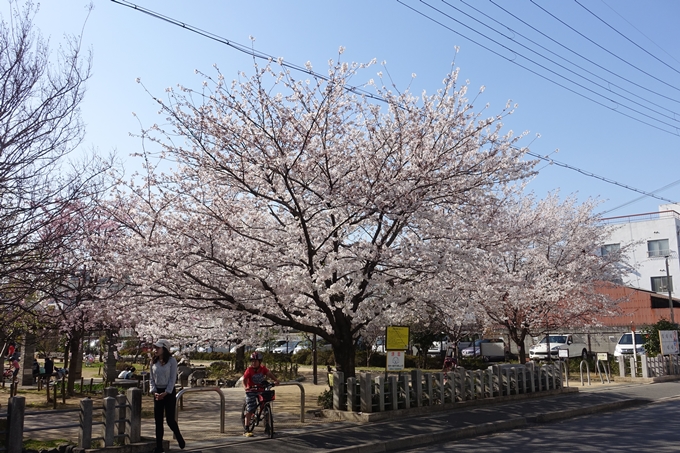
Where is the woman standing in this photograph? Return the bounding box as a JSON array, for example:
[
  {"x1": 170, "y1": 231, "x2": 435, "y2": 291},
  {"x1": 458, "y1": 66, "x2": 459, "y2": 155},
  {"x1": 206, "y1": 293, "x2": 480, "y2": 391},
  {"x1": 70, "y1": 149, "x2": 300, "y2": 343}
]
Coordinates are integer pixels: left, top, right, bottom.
[{"x1": 150, "y1": 339, "x2": 185, "y2": 453}]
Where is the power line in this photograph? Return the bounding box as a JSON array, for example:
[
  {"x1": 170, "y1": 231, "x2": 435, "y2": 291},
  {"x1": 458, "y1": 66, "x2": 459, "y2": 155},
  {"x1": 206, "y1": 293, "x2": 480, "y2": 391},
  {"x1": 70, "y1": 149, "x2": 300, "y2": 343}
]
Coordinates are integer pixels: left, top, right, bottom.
[
  {"x1": 109, "y1": 0, "x2": 387, "y2": 104},
  {"x1": 442, "y1": 0, "x2": 680, "y2": 125},
  {"x1": 574, "y1": 0, "x2": 680, "y2": 77},
  {"x1": 524, "y1": 149, "x2": 677, "y2": 205},
  {"x1": 599, "y1": 0, "x2": 680, "y2": 68},
  {"x1": 529, "y1": 0, "x2": 680, "y2": 95},
  {"x1": 401, "y1": 0, "x2": 679, "y2": 135},
  {"x1": 600, "y1": 178, "x2": 680, "y2": 215},
  {"x1": 486, "y1": 0, "x2": 680, "y2": 107},
  {"x1": 111, "y1": 0, "x2": 678, "y2": 207}
]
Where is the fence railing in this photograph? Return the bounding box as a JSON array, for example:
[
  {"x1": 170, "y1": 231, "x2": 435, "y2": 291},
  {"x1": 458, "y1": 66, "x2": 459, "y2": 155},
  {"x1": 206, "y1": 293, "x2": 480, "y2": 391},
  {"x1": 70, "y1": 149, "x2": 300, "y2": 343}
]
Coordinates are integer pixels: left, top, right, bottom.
[
  {"x1": 617, "y1": 354, "x2": 680, "y2": 378},
  {"x1": 331, "y1": 363, "x2": 562, "y2": 412},
  {"x1": 2, "y1": 387, "x2": 142, "y2": 453}
]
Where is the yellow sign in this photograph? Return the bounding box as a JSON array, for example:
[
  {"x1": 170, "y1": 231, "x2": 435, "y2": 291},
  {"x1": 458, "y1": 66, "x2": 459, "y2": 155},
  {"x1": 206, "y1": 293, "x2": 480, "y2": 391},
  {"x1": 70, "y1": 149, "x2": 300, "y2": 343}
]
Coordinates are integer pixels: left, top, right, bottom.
[{"x1": 386, "y1": 326, "x2": 409, "y2": 351}]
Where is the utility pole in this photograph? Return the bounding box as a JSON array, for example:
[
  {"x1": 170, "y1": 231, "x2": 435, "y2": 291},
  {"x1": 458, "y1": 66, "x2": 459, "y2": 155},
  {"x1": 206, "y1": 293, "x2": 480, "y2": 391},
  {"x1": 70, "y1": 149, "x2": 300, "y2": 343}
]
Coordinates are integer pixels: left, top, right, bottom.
[{"x1": 665, "y1": 255, "x2": 675, "y2": 324}]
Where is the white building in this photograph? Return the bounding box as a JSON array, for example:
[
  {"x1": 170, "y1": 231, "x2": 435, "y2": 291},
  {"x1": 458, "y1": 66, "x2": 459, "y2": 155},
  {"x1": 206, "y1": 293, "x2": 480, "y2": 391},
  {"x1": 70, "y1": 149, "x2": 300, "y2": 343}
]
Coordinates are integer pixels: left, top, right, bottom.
[{"x1": 602, "y1": 204, "x2": 680, "y2": 297}]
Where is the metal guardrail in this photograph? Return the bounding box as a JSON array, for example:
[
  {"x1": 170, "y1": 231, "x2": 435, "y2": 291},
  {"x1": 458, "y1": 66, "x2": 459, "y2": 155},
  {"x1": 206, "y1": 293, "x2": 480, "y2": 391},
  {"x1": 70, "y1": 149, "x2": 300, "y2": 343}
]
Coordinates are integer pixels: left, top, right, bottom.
[
  {"x1": 580, "y1": 360, "x2": 591, "y2": 386},
  {"x1": 279, "y1": 381, "x2": 306, "y2": 423},
  {"x1": 176, "y1": 386, "x2": 226, "y2": 433}
]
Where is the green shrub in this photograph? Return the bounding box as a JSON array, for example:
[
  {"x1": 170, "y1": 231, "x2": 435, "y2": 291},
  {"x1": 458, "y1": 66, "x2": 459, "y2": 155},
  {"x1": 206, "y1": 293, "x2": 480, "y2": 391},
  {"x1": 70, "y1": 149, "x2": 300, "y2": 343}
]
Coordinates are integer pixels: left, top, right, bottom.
[{"x1": 318, "y1": 387, "x2": 333, "y2": 409}]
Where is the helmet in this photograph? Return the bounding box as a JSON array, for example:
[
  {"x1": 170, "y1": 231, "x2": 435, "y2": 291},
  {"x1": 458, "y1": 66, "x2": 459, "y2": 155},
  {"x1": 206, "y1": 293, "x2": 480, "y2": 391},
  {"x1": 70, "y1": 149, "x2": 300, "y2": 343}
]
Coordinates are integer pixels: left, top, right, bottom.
[{"x1": 250, "y1": 351, "x2": 263, "y2": 361}]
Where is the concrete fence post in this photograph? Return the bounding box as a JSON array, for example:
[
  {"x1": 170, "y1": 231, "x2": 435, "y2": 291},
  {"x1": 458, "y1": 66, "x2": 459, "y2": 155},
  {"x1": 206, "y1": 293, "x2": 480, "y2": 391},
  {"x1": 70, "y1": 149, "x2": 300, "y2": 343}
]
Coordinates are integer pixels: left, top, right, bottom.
[
  {"x1": 103, "y1": 396, "x2": 116, "y2": 446},
  {"x1": 618, "y1": 356, "x2": 626, "y2": 377},
  {"x1": 79, "y1": 398, "x2": 93, "y2": 449},
  {"x1": 116, "y1": 394, "x2": 127, "y2": 440},
  {"x1": 434, "y1": 372, "x2": 444, "y2": 404},
  {"x1": 474, "y1": 370, "x2": 482, "y2": 399},
  {"x1": 399, "y1": 374, "x2": 410, "y2": 409},
  {"x1": 332, "y1": 371, "x2": 345, "y2": 410},
  {"x1": 459, "y1": 367, "x2": 468, "y2": 401},
  {"x1": 424, "y1": 373, "x2": 433, "y2": 405},
  {"x1": 346, "y1": 377, "x2": 356, "y2": 412},
  {"x1": 7, "y1": 396, "x2": 25, "y2": 453},
  {"x1": 486, "y1": 369, "x2": 494, "y2": 398},
  {"x1": 410, "y1": 369, "x2": 422, "y2": 407},
  {"x1": 388, "y1": 375, "x2": 398, "y2": 410},
  {"x1": 126, "y1": 388, "x2": 142, "y2": 443},
  {"x1": 641, "y1": 354, "x2": 649, "y2": 379},
  {"x1": 360, "y1": 373, "x2": 372, "y2": 413},
  {"x1": 104, "y1": 386, "x2": 118, "y2": 398},
  {"x1": 375, "y1": 375, "x2": 385, "y2": 412},
  {"x1": 447, "y1": 372, "x2": 456, "y2": 403},
  {"x1": 630, "y1": 357, "x2": 637, "y2": 378}
]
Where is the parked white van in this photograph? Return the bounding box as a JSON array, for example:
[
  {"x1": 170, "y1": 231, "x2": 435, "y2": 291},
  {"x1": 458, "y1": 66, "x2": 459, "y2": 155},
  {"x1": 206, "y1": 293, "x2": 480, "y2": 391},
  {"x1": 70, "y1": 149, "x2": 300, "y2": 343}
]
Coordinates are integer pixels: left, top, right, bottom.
[{"x1": 613, "y1": 332, "x2": 647, "y2": 357}]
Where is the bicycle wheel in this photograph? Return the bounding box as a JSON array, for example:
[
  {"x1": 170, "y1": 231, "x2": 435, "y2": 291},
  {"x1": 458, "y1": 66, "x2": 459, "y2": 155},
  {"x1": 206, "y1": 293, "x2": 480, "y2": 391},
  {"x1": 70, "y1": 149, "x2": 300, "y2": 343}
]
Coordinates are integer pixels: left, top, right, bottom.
[
  {"x1": 263, "y1": 404, "x2": 274, "y2": 438},
  {"x1": 240, "y1": 401, "x2": 247, "y2": 429}
]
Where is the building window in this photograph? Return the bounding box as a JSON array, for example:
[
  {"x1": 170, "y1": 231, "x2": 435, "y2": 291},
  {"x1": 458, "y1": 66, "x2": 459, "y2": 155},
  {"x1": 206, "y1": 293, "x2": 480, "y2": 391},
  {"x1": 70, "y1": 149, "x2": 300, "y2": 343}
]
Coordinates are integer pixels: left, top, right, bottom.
[
  {"x1": 600, "y1": 243, "x2": 620, "y2": 256},
  {"x1": 648, "y1": 239, "x2": 670, "y2": 258},
  {"x1": 651, "y1": 276, "x2": 673, "y2": 293}
]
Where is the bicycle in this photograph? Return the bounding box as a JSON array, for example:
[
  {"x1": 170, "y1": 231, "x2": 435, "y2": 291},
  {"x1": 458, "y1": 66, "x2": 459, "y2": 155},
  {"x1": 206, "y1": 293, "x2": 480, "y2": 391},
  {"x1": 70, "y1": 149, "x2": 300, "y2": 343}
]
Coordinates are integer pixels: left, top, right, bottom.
[{"x1": 241, "y1": 382, "x2": 276, "y2": 438}]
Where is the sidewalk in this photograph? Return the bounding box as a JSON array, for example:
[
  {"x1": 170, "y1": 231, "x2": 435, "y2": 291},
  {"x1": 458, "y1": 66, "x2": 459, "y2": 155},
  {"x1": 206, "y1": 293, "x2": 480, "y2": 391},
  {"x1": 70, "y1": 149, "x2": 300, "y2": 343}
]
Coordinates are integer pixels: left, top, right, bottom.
[
  {"x1": 18, "y1": 375, "x2": 676, "y2": 452},
  {"x1": 173, "y1": 379, "x2": 661, "y2": 453}
]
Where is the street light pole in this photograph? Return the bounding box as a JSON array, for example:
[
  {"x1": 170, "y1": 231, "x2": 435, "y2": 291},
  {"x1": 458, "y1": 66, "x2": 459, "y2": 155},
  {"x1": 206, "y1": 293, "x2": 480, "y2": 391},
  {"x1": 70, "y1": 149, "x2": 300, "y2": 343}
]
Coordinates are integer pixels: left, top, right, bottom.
[{"x1": 665, "y1": 255, "x2": 675, "y2": 324}]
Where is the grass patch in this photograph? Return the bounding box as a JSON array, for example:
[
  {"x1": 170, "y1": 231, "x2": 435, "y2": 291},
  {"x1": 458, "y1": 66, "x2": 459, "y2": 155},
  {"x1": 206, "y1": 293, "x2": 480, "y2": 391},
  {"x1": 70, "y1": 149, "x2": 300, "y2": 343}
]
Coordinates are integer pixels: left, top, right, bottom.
[{"x1": 24, "y1": 439, "x2": 73, "y2": 450}]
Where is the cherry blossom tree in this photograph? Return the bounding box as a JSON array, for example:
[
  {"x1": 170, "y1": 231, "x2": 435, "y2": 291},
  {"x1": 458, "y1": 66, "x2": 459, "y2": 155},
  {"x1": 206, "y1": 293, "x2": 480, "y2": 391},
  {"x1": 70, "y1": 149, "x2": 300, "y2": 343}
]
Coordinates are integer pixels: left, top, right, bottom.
[
  {"x1": 0, "y1": 1, "x2": 107, "y2": 335},
  {"x1": 113, "y1": 54, "x2": 535, "y2": 376},
  {"x1": 470, "y1": 194, "x2": 629, "y2": 362}
]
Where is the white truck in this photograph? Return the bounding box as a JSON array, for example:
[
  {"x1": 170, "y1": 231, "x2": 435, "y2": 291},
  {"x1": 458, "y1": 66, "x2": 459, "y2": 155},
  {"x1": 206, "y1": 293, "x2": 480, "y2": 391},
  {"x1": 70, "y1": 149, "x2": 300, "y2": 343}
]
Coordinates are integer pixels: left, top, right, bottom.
[{"x1": 529, "y1": 334, "x2": 589, "y2": 360}]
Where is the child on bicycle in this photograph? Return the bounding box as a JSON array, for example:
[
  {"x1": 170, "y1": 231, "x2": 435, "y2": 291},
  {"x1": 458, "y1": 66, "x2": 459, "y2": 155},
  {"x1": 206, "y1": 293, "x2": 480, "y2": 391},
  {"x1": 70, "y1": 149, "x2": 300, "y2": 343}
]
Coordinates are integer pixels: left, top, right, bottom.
[{"x1": 243, "y1": 351, "x2": 279, "y2": 437}]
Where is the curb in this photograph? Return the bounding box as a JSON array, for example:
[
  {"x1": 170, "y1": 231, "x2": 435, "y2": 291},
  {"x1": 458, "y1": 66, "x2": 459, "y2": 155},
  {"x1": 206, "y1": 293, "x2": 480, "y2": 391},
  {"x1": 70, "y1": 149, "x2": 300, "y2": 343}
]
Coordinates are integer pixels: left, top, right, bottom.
[
  {"x1": 526, "y1": 398, "x2": 650, "y2": 423},
  {"x1": 325, "y1": 418, "x2": 527, "y2": 453},
  {"x1": 324, "y1": 398, "x2": 648, "y2": 453}
]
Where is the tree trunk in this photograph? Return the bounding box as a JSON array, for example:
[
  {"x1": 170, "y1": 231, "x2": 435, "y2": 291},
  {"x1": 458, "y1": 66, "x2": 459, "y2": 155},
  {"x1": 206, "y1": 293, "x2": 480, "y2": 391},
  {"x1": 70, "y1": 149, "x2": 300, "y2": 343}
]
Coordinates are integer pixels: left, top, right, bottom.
[
  {"x1": 67, "y1": 331, "x2": 83, "y2": 396},
  {"x1": 507, "y1": 326, "x2": 528, "y2": 364},
  {"x1": 104, "y1": 330, "x2": 119, "y2": 384},
  {"x1": 235, "y1": 346, "x2": 245, "y2": 372},
  {"x1": 332, "y1": 329, "x2": 356, "y2": 378}
]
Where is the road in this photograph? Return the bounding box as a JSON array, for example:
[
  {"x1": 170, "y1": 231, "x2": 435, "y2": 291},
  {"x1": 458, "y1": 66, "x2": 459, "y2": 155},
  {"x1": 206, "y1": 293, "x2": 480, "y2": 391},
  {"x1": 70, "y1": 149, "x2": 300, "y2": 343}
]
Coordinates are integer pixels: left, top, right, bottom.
[{"x1": 397, "y1": 381, "x2": 680, "y2": 452}]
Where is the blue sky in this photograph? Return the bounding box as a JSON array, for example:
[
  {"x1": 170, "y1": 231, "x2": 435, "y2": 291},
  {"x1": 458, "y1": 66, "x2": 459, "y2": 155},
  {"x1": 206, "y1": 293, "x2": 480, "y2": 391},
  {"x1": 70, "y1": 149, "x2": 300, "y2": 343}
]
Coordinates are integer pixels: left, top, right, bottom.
[{"x1": 6, "y1": 0, "x2": 680, "y2": 216}]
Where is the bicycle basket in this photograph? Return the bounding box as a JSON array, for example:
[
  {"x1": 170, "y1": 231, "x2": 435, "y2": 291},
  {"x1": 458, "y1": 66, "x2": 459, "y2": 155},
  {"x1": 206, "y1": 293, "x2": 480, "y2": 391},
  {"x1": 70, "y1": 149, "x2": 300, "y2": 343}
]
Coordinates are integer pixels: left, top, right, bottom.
[{"x1": 259, "y1": 390, "x2": 275, "y2": 402}]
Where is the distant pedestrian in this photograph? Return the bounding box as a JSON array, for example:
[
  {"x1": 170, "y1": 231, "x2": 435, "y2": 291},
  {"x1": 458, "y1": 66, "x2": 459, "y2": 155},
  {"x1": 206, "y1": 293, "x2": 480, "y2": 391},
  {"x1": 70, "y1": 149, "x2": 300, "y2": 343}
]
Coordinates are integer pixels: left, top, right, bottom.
[{"x1": 150, "y1": 339, "x2": 185, "y2": 453}]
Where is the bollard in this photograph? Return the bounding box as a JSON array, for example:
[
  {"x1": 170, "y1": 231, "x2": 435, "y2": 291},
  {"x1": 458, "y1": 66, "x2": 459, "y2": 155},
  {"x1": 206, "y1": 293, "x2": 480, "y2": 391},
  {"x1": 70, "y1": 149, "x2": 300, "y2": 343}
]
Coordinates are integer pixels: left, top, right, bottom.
[
  {"x1": 127, "y1": 388, "x2": 142, "y2": 443},
  {"x1": 79, "y1": 398, "x2": 93, "y2": 449},
  {"x1": 7, "y1": 396, "x2": 26, "y2": 453},
  {"x1": 332, "y1": 371, "x2": 345, "y2": 410}
]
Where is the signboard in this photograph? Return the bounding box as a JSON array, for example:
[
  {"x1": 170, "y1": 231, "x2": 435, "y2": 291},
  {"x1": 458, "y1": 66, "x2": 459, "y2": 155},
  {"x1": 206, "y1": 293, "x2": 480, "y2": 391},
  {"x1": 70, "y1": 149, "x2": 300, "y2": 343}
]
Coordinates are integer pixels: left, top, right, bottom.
[
  {"x1": 558, "y1": 348, "x2": 569, "y2": 358},
  {"x1": 386, "y1": 326, "x2": 410, "y2": 351},
  {"x1": 387, "y1": 351, "x2": 405, "y2": 371},
  {"x1": 660, "y1": 330, "x2": 679, "y2": 355},
  {"x1": 597, "y1": 352, "x2": 609, "y2": 361}
]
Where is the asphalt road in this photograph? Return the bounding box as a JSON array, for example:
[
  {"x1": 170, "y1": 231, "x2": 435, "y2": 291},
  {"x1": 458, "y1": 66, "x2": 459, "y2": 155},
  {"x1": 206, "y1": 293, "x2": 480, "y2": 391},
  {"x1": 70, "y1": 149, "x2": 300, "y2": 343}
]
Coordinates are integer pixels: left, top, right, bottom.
[{"x1": 397, "y1": 381, "x2": 680, "y2": 452}]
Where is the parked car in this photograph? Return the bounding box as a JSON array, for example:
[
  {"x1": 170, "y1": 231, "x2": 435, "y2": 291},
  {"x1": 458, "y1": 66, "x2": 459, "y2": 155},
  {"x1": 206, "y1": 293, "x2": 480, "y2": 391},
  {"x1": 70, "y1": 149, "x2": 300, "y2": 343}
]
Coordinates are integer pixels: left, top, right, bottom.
[
  {"x1": 529, "y1": 334, "x2": 588, "y2": 360},
  {"x1": 614, "y1": 332, "x2": 647, "y2": 357},
  {"x1": 272, "y1": 340, "x2": 300, "y2": 354},
  {"x1": 371, "y1": 338, "x2": 386, "y2": 354},
  {"x1": 460, "y1": 339, "x2": 505, "y2": 360},
  {"x1": 293, "y1": 339, "x2": 332, "y2": 354}
]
